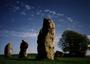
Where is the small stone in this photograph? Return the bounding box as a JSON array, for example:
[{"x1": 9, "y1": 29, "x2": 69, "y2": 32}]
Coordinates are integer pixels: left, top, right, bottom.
[
  {"x1": 4, "y1": 43, "x2": 12, "y2": 57},
  {"x1": 55, "y1": 51, "x2": 64, "y2": 57}
]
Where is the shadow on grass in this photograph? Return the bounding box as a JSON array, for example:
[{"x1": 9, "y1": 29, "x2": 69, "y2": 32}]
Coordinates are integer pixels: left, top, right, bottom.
[
  {"x1": 9, "y1": 57, "x2": 47, "y2": 61},
  {"x1": 12, "y1": 59, "x2": 39, "y2": 61},
  {"x1": 1, "y1": 55, "x2": 90, "y2": 64}
]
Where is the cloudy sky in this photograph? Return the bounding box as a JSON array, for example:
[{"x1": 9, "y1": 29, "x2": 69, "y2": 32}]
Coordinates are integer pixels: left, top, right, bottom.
[{"x1": 0, "y1": 0, "x2": 90, "y2": 54}]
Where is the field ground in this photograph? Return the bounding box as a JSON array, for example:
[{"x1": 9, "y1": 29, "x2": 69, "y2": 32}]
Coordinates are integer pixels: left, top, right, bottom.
[{"x1": 0, "y1": 54, "x2": 90, "y2": 64}]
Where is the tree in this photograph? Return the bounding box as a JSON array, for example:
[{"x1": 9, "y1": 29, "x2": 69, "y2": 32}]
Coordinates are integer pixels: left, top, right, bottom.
[{"x1": 58, "y1": 30, "x2": 88, "y2": 57}]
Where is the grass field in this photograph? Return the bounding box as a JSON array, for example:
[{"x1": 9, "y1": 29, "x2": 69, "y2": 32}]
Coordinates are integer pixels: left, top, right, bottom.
[{"x1": 0, "y1": 54, "x2": 90, "y2": 64}]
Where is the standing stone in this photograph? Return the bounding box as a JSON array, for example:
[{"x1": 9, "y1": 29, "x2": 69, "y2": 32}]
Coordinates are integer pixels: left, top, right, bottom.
[
  {"x1": 37, "y1": 18, "x2": 55, "y2": 60},
  {"x1": 4, "y1": 43, "x2": 12, "y2": 57},
  {"x1": 19, "y1": 40, "x2": 28, "y2": 58}
]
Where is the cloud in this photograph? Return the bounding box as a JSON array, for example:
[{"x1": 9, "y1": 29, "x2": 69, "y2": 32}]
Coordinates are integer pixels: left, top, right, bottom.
[
  {"x1": 87, "y1": 35, "x2": 90, "y2": 39},
  {"x1": 16, "y1": 1, "x2": 20, "y2": 4},
  {"x1": 1, "y1": 30, "x2": 38, "y2": 38},
  {"x1": 66, "y1": 17, "x2": 73, "y2": 22},
  {"x1": 44, "y1": 9, "x2": 64, "y2": 17},
  {"x1": 21, "y1": 11, "x2": 26, "y2": 15},
  {"x1": 14, "y1": 6, "x2": 20, "y2": 10},
  {"x1": 36, "y1": 10, "x2": 42, "y2": 15},
  {"x1": 12, "y1": 31, "x2": 38, "y2": 38},
  {"x1": 44, "y1": 9, "x2": 50, "y2": 12},
  {"x1": 25, "y1": 5, "x2": 31, "y2": 10},
  {"x1": 49, "y1": 11, "x2": 56, "y2": 14},
  {"x1": 44, "y1": 9, "x2": 56, "y2": 15},
  {"x1": 56, "y1": 13, "x2": 64, "y2": 16}
]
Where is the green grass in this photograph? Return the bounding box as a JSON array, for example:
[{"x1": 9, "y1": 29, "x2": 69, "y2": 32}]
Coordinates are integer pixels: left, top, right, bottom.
[{"x1": 0, "y1": 54, "x2": 90, "y2": 64}]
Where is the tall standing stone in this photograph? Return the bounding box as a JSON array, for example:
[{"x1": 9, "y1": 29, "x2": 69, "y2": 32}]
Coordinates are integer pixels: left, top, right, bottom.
[
  {"x1": 4, "y1": 43, "x2": 12, "y2": 57},
  {"x1": 37, "y1": 18, "x2": 55, "y2": 60},
  {"x1": 19, "y1": 40, "x2": 28, "y2": 58}
]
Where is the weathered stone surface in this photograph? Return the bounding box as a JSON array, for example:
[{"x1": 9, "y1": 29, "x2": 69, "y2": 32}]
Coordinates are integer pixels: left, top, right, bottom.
[
  {"x1": 37, "y1": 18, "x2": 55, "y2": 60},
  {"x1": 19, "y1": 40, "x2": 28, "y2": 58},
  {"x1": 4, "y1": 43, "x2": 12, "y2": 57}
]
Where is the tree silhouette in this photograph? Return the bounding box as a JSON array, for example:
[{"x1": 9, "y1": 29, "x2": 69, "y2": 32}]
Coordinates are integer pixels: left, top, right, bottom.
[{"x1": 58, "y1": 30, "x2": 88, "y2": 57}]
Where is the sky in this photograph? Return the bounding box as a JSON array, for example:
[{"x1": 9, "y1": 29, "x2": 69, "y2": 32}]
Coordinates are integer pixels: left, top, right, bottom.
[{"x1": 0, "y1": 0, "x2": 90, "y2": 54}]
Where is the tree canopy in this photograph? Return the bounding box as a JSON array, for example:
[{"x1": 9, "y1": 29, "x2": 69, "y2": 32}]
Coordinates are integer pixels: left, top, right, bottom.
[{"x1": 58, "y1": 30, "x2": 88, "y2": 57}]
